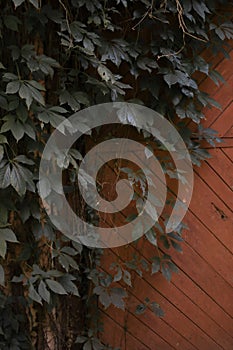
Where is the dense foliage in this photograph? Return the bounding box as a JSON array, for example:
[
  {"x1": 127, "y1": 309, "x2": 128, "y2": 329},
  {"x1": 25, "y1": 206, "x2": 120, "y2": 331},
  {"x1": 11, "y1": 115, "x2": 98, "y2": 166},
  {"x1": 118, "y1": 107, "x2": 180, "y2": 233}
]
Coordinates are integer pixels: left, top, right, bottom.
[{"x1": 0, "y1": 0, "x2": 232, "y2": 349}]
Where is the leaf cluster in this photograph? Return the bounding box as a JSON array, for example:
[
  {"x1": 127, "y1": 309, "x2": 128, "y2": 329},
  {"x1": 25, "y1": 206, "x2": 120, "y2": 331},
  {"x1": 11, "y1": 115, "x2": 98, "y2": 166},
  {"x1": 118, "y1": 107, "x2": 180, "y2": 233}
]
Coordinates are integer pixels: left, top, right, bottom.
[{"x1": 0, "y1": 0, "x2": 232, "y2": 348}]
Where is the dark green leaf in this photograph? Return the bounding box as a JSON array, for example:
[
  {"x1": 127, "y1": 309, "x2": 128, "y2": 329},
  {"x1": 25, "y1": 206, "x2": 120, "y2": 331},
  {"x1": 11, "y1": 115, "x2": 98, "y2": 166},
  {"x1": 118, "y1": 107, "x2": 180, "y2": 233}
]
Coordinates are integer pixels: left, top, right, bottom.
[
  {"x1": 151, "y1": 257, "x2": 160, "y2": 274},
  {"x1": 0, "y1": 265, "x2": 5, "y2": 286},
  {"x1": 45, "y1": 279, "x2": 68, "y2": 295},
  {"x1": 83, "y1": 340, "x2": 92, "y2": 350},
  {"x1": 167, "y1": 261, "x2": 179, "y2": 274},
  {"x1": 98, "y1": 288, "x2": 111, "y2": 309},
  {"x1": 0, "y1": 228, "x2": 18, "y2": 242},
  {"x1": 11, "y1": 121, "x2": 25, "y2": 142},
  {"x1": 59, "y1": 274, "x2": 80, "y2": 296},
  {"x1": 6, "y1": 81, "x2": 20, "y2": 94},
  {"x1": 25, "y1": 83, "x2": 45, "y2": 105},
  {"x1": 38, "y1": 280, "x2": 50, "y2": 303},
  {"x1": 135, "y1": 303, "x2": 147, "y2": 315},
  {"x1": 146, "y1": 228, "x2": 157, "y2": 246},
  {"x1": 0, "y1": 165, "x2": 11, "y2": 188},
  {"x1": 0, "y1": 135, "x2": 7, "y2": 144},
  {"x1": 110, "y1": 288, "x2": 127, "y2": 310},
  {"x1": 193, "y1": 1, "x2": 210, "y2": 20},
  {"x1": 0, "y1": 145, "x2": 3, "y2": 163},
  {"x1": 29, "y1": 0, "x2": 39, "y2": 8},
  {"x1": 60, "y1": 246, "x2": 77, "y2": 256},
  {"x1": 161, "y1": 263, "x2": 171, "y2": 282},
  {"x1": 75, "y1": 336, "x2": 87, "y2": 344},
  {"x1": 4, "y1": 16, "x2": 21, "y2": 32},
  {"x1": 160, "y1": 235, "x2": 170, "y2": 249},
  {"x1": 167, "y1": 231, "x2": 183, "y2": 242},
  {"x1": 12, "y1": 0, "x2": 25, "y2": 8},
  {"x1": 151, "y1": 302, "x2": 164, "y2": 317},
  {"x1": 28, "y1": 284, "x2": 42, "y2": 304},
  {"x1": 171, "y1": 240, "x2": 183, "y2": 252},
  {"x1": 123, "y1": 270, "x2": 132, "y2": 287},
  {"x1": 113, "y1": 268, "x2": 122, "y2": 282},
  {"x1": 0, "y1": 239, "x2": 7, "y2": 258},
  {"x1": 19, "y1": 84, "x2": 33, "y2": 109},
  {"x1": 14, "y1": 155, "x2": 34, "y2": 165},
  {"x1": 12, "y1": 274, "x2": 24, "y2": 283},
  {"x1": 10, "y1": 164, "x2": 27, "y2": 195}
]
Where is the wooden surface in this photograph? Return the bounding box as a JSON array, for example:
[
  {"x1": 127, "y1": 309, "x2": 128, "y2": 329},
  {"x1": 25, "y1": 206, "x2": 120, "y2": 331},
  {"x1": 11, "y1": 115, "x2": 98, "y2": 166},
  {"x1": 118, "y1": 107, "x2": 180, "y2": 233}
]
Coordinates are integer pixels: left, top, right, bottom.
[{"x1": 100, "y1": 47, "x2": 233, "y2": 349}]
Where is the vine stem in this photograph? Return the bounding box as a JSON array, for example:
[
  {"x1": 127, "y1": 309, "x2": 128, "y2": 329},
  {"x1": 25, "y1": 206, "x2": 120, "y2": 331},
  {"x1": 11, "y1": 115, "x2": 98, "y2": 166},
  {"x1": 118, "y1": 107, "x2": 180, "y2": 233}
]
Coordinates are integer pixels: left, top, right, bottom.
[{"x1": 175, "y1": 0, "x2": 207, "y2": 43}]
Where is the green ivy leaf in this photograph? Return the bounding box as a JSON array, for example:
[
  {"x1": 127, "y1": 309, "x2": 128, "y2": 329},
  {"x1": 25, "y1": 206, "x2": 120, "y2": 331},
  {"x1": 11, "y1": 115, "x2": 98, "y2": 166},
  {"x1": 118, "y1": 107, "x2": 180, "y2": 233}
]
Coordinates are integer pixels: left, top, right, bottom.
[
  {"x1": 4, "y1": 16, "x2": 21, "y2": 32},
  {"x1": 10, "y1": 164, "x2": 27, "y2": 195},
  {"x1": 59, "y1": 274, "x2": 80, "y2": 296},
  {"x1": 0, "y1": 239, "x2": 7, "y2": 258},
  {"x1": 123, "y1": 270, "x2": 132, "y2": 287},
  {"x1": 0, "y1": 145, "x2": 4, "y2": 163},
  {"x1": 113, "y1": 268, "x2": 122, "y2": 282},
  {"x1": 171, "y1": 240, "x2": 183, "y2": 252},
  {"x1": 29, "y1": 0, "x2": 39, "y2": 8},
  {"x1": 151, "y1": 302, "x2": 164, "y2": 317},
  {"x1": 110, "y1": 288, "x2": 127, "y2": 310},
  {"x1": 11, "y1": 120, "x2": 25, "y2": 142},
  {"x1": 0, "y1": 228, "x2": 18, "y2": 242},
  {"x1": 146, "y1": 228, "x2": 157, "y2": 246},
  {"x1": 14, "y1": 155, "x2": 34, "y2": 165},
  {"x1": 45, "y1": 279, "x2": 68, "y2": 295},
  {"x1": 28, "y1": 284, "x2": 42, "y2": 304},
  {"x1": 0, "y1": 265, "x2": 5, "y2": 286},
  {"x1": 6, "y1": 81, "x2": 20, "y2": 94},
  {"x1": 83, "y1": 37, "x2": 95, "y2": 52},
  {"x1": 135, "y1": 303, "x2": 147, "y2": 315},
  {"x1": 167, "y1": 231, "x2": 183, "y2": 242},
  {"x1": 12, "y1": 0, "x2": 25, "y2": 8},
  {"x1": 38, "y1": 280, "x2": 50, "y2": 303},
  {"x1": 19, "y1": 84, "x2": 33, "y2": 109},
  {"x1": 151, "y1": 257, "x2": 160, "y2": 274},
  {"x1": 193, "y1": 1, "x2": 210, "y2": 20},
  {"x1": 75, "y1": 336, "x2": 88, "y2": 344},
  {"x1": 19, "y1": 82, "x2": 45, "y2": 109},
  {"x1": 161, "y1": 263, "x2": 171, "y2": 282},
  {"x1": 83, "y1": 340, "x2": 92, "y2": 350},
  {"x1": 0, "y1": 62, "x2": 6, "y2": 70},
  {"x1": 0, "y1": 135, "x2": 7, "y2": 144},
  {"x1": 0, "y1": 164, "x2": 11, "y2": 189}
]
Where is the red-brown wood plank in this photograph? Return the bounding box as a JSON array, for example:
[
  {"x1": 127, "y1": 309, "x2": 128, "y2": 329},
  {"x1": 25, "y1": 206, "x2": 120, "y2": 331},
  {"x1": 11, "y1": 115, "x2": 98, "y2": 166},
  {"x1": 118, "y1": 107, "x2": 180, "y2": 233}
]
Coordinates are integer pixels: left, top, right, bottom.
[
  {"x1": 101, "y1": 308, "x2": 178, "y2": 350},
  {"x1": 184, "y1": 210, "x2": 233, "y2": 287},
  {"x1": 210, "y1": 102, "x2": 233, "y2": 137},
  {"x1": 224, "y1": 126, "x2": 233, "y2": 137},
  {"x1": 102, "y1": 235, "x2": 233, "y2": 349},
  {"x1": 189, "y1": 172, "x2": 233, "y2": 253},
  {"x1": 139, "y1": 235, "x2": 233, "y2": 317},
  {"x1": 194, "y1": 161, "x2": 233, "y2": 212},
  {"x1": 100, "y1": 244, "x2": 200, "y2": 349},
  {"x1": 171, "y1": 267, "x2": 233, "y2": 339},
  {"x1": 99, "y1": 144, "x2": 233, "y2": 349},
  {"x1": 100, "y1": 262, "x2": 209, "y2": 349},
  {"x1": 142, "y1": 272, "x2": 231, "y2": 349},
  {"x1": 100, "y1": 312, "x2": 151, "y2": 350},
  {"x1": 130, "y1": 278, "x2": 222, "y2": 350},
  {"x1": 222, "y1": 147, "x2": 233, "y2": 163},
  {"x1": 207, "y1": 149, "x2": 233, "y2": 189}
]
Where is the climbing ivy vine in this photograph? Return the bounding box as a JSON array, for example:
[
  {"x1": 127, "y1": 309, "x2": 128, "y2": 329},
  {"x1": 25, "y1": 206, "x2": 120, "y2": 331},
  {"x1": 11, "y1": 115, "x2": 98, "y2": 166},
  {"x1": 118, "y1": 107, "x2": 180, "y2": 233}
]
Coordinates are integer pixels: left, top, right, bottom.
[{"x1": 0, "y1": 0, "x2": 232, "y2": 349}]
